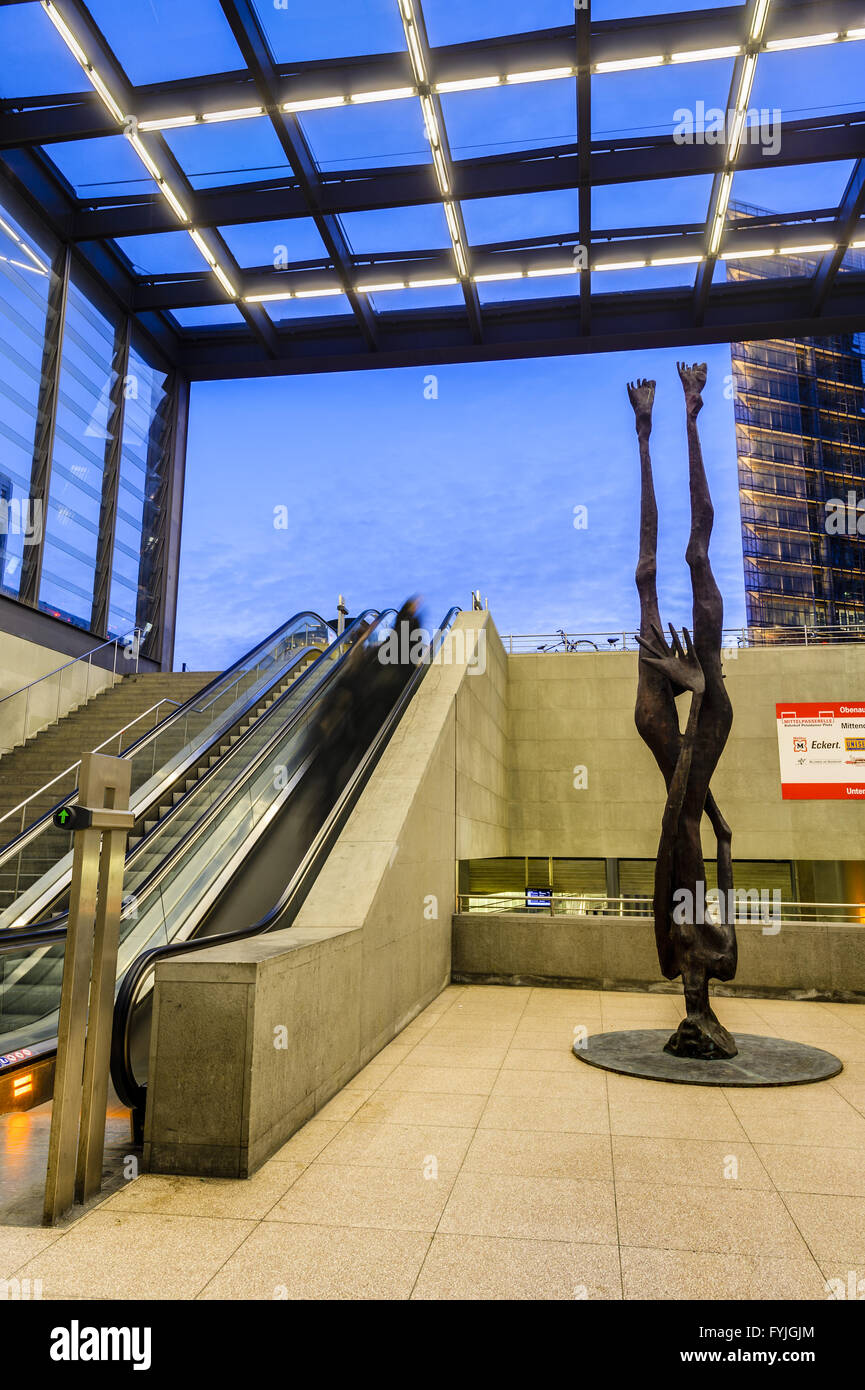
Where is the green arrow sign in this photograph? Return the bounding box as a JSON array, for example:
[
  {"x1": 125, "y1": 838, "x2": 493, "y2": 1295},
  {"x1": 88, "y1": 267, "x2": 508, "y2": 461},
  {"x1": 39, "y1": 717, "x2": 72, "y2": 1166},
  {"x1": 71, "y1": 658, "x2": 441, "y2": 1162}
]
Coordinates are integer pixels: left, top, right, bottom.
[{"x1": 52, "y1": 806, "x2": 92, "y2": 831}]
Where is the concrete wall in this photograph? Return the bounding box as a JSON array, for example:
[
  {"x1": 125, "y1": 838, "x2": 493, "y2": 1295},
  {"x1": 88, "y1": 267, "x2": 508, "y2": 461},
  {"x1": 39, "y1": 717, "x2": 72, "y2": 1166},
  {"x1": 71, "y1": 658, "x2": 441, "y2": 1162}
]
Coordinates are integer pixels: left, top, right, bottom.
[
  {"x1": 455, "y1": 616, "x2": 509, "y2": 860},
  {"x1": 144, "y1": 614, "x2": 489, "y2": 1176},
  {"x1": 502, "y1": 641, "x2": 865, "y2": 865},
  {"x1": 452, "y1": 912, "x2": 865, "y2": 1002},
  {"x1": 0, "y1": 630, "x2": 118, "y2": 754}
]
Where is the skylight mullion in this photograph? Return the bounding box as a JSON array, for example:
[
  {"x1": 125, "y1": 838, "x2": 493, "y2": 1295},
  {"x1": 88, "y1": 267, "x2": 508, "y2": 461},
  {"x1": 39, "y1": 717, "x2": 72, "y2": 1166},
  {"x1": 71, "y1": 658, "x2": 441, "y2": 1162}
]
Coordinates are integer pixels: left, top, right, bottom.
[{"x1": 397, "y1": 0, "x2": 482, "y2": 340}]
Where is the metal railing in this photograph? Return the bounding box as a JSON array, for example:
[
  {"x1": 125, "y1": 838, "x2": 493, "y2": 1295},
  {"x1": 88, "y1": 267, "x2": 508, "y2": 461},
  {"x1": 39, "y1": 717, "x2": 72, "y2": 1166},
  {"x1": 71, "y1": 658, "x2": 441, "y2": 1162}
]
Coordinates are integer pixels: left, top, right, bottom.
[
  {"x1": 501, "y1": 623, "x2": 865, "y2": 654},
  {"x1": 0, "y1": 628, "x2": 142, "y2": 754},
  {"x1": 458, "y1": 892, "x2": 865, "y2": 924},
  {"x1": 0, "y1": 696, "x2": 182, "y2": 842}
]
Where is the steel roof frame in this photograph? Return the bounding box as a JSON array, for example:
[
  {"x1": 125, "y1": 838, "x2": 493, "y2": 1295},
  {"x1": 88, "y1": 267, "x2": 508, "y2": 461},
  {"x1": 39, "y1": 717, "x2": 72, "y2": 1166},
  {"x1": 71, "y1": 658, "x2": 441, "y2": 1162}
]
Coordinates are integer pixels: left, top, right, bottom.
[{"x1": 0, "y1": 0, "x2": 863, "y2": 378}]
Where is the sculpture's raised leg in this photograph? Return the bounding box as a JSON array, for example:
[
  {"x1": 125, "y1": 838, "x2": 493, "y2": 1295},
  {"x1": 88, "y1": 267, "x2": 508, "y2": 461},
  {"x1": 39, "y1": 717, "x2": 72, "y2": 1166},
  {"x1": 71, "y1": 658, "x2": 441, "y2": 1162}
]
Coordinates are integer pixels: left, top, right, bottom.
[
  {"x1": 629, "y1": 366, "x2": 737, "y2": 1061},
  {"x1": 664, "y1": 364, "x2": 736, "y2": 1057}
]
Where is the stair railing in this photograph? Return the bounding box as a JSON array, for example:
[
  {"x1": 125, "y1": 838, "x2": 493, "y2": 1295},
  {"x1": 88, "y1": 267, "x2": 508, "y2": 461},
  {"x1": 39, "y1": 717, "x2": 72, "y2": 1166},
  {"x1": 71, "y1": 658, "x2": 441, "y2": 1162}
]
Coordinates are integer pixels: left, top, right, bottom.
[
  {"x1": 0, "y1": 628, "x2": 143, "y2": 756},
  {"x1": 0, "y1": 696, "x2": 183, "y2": 846}
]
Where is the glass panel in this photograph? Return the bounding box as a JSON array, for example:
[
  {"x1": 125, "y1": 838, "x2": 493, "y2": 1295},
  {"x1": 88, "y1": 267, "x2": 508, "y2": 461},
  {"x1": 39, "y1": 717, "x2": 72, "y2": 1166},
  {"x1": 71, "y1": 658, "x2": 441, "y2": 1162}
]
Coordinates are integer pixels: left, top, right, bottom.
[
  {"x1": 367, "y1": 284, "x2": 465, "y2": 313},
  {"x1": 251, "y1": 0, "x2": 407, "y2": 62},
  {"x1": 43, "y1": 136, "x2": 154, "y2": 200},
  {"x1": 0, "y1": 200, "x2": 52, "y2": 602},
  {"x1": 460, "y1": 189, "x2": 579, "y2": 246},
  {"x1": 423, "y1": 0, "x2": 574, "y2": 46},
  {"x1": 593, "y1": 59, "x2": 735, "y2": 142},
  {"x1": 38, "y1": 282, "x2": 116, "y2": 628},
  {"x1": 299, "y1": 100, "x2": 431, "y2": 173},
  {"x1": 169, "y1": 305, "x2": 247, "y2": 329},
  {"x1": 114, "y1": 231, "x2": 216, "y2": 276},
  {"x1": 750, "y1": 44, "x2": 865, "y2": 124},
  {"x1": 441, "y1": 80, "x2": 576, "y2": 161},
  {"x1": 107, "y1": 349, "x2": 169, "y2": 639},
  {"x1": 594, "y1": 175, "x2": 714, "y2": 231},
  {"x1": 218, "y1": 219, "x2": 329, "y2": 269},
  {"x1": 262, "y1": 294, "x2": 352, "y2": 323},
  {"x1": 0, "y1": 4, "x2": 88, "y2": 99},
  {"x1": 162, "y1": 119, "x2": 290, "y2": 192},
  {"x1": 84, "y1": 0, "x2": 245, "y2": 86},
  {"x1": 730, "y1": 161, "x2": 858, "y2": 218},
  {"x1": 340, "y1": 202, "x2": 451, "y2": 254}
]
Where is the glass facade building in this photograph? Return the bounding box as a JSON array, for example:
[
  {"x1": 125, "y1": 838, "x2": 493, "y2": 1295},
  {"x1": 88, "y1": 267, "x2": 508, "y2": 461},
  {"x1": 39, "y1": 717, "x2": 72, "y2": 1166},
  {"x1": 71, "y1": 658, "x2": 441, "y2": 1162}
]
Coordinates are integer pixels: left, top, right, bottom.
[
  {"x1": 0, "y1": 190, "x2": 182, "y2": 664},
  {"x1": 728, "y1": 210, "x2": 865, "y2": 633}
]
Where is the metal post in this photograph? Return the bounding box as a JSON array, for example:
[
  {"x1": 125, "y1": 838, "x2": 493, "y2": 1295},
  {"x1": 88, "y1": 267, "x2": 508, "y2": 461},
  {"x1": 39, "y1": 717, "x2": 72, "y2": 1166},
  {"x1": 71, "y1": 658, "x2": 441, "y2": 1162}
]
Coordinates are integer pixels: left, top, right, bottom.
[
  {"x1": 76, "y1": 758, "x2": 132, "y2": 1204},
  {"x1": 43, "y1": 753, "x2": 134, "y2": 1225},
  {"x1": 337, "y1": 595, "x2": 347, "y2": 636}
]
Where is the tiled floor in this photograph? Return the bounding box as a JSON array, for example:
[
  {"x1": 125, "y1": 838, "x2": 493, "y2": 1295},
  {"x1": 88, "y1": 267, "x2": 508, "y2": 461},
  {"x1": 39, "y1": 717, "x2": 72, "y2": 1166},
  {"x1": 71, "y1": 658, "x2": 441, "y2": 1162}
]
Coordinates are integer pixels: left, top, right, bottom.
[{"x1": 4, "y1": 985, "x2": 865, "y2": 1300}]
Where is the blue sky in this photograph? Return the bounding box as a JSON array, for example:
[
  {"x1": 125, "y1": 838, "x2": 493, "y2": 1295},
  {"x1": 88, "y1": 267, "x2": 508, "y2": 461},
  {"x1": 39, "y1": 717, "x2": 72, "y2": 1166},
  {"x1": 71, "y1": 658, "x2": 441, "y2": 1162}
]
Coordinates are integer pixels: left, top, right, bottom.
[{"x1": 174, "y1": 344, "x2": 746, "y2": 670}]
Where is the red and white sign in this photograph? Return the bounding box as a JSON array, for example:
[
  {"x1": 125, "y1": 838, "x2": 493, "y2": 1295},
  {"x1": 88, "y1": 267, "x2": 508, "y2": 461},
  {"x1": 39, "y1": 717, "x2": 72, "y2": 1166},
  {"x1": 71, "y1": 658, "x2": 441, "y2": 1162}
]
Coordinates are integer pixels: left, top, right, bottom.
[{"x1": 776, "y1": 702, "x2": 865, "y2": 800}]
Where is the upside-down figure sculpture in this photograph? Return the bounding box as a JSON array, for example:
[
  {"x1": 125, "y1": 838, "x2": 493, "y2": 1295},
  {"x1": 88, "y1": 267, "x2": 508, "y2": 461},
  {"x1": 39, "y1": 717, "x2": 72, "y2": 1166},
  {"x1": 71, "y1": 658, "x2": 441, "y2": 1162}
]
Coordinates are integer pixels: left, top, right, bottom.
[{"x1": 628, "y1": 363, "x2": 737, "y2": 1059}]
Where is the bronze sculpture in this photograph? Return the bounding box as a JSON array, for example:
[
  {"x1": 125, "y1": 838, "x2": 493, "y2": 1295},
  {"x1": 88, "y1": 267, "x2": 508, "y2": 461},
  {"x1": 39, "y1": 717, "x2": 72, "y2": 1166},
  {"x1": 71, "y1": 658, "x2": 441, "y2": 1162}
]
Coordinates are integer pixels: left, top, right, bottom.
[{"x1": 628, "y1": 364, "x2": 738, "y2": 1059}]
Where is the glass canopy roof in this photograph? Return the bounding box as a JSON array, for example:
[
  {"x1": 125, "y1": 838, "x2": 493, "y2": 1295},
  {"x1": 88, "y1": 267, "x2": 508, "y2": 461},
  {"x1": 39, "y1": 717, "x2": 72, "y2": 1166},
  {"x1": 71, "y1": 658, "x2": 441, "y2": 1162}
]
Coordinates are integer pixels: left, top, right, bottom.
[{"x1": 0, "y1": 0, "x2": 862, "y2": 376}]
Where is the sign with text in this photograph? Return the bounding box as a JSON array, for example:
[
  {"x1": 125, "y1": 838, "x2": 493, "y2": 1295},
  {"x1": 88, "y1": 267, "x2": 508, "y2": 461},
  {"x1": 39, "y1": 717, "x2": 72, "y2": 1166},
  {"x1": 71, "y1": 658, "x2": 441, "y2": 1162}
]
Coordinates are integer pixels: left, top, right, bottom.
[{"x1": 776, "y1": 702, "x2": 865, "y2": 800}]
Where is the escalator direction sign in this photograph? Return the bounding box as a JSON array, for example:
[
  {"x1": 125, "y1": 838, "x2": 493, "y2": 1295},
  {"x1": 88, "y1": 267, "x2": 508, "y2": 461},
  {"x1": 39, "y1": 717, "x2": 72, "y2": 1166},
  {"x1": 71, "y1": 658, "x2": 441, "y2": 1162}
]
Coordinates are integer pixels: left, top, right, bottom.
[{"x1": 52, "y1": 805, "x2": 93, "y2": 830}]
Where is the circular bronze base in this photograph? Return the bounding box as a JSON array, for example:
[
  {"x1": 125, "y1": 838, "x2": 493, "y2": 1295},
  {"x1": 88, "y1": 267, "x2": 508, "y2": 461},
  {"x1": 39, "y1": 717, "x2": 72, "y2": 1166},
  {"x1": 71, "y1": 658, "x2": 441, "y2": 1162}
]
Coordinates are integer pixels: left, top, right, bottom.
[{"x1": 574, "y1": 1030, "x2": 843, "y2": 1087}]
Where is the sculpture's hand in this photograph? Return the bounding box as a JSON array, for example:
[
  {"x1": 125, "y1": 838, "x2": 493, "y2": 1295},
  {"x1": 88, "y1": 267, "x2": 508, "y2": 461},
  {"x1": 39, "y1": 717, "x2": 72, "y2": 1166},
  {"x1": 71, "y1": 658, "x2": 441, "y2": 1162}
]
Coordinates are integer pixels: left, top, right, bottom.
[
  {"x1": 677, "y1": 361, "x2": 707, "y2": 418},
  {"x1": 636, "y1": 623, "x2": 705, "y2": 695},
  {"x1": 627, "y1": 378, "x2": 655, "y2": 435}
]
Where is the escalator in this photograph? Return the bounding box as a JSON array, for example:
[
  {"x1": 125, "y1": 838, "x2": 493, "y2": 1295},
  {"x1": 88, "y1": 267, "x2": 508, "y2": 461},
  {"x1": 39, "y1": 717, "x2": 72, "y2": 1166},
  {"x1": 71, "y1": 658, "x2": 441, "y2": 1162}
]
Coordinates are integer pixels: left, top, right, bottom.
[
  {"x1": 0, "y1": 604, "x2": 459, "y2": 1132},
  {"x1": 0, "y1": 607, "x2": 370, "y2": 1110},
  {"x1": 0, "y1": 610, "x2": 334, "y2": 923}
]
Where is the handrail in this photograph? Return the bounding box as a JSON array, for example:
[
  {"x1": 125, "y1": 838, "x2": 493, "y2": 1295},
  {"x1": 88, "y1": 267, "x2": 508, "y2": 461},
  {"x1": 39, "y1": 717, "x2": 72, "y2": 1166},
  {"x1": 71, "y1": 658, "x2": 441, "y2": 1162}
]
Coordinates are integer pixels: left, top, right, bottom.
[
  {"x1": 457, "y1": 892, "x2": 865, "y2": 924},
  {"x1": 0, "y1": 628, "x2": 142, "y2": 706},
  {"x1": 105, "y1": 611, "x2": 383, "y2": 911},
  {"x1": 0, "y1": 609, "x2": 332, "y2": 879},
  {"x1": 501, "y1": 623, "x2": 865, "y2": 654},
  {"x1": 110, "y1": 606, "x2": 461, "y2": 1114},
  {"x1": 0, "y1": 611, "x2": 378, "y2": 944},
  {"x1": 0, "y1": 697, "x2": 183, "y2": 832}
]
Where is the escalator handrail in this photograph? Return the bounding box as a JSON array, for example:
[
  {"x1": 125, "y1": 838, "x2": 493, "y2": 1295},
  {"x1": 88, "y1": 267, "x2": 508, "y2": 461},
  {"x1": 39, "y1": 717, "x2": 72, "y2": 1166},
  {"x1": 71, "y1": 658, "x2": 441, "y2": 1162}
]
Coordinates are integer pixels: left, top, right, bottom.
[
  {"x1": 0, "y1": 613, "x2": 381, "y2": 948},
  {"x1": 0, "y1": 610, "x2": 333, "y2": 868},
  {"x1": 111, "y1": 607, "x2": 462, "y2": 1112}
]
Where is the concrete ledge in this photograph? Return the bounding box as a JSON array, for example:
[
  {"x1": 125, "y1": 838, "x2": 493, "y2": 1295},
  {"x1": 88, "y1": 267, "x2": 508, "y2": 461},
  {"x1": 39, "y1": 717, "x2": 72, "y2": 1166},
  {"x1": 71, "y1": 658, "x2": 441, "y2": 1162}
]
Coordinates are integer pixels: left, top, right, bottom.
[
  {"x1": 452, "y1": 912, "x2": 865, "y2": 1002},
  {"x1": 144, "y1": 926, "x2": 448, "y2": 1178}
]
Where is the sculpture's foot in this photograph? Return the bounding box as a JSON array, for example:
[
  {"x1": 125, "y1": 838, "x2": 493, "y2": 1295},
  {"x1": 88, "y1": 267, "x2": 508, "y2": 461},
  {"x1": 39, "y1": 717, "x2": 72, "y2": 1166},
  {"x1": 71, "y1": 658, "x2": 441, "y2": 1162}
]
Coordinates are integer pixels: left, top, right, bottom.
[{"x1": 664, "y1": 1010, "x2": 738, "y2": 1060}]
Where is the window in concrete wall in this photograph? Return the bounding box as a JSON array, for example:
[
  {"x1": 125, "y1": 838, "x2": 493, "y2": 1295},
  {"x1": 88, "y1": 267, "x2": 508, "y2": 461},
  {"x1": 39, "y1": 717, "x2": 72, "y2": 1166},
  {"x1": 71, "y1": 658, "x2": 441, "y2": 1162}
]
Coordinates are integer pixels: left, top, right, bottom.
[
  {"x1": 620, "y1": 858, "x2": 794, "y2": 900},
  {"x1": 0, "y1": 200, "x2": 52, "y2": 603}
]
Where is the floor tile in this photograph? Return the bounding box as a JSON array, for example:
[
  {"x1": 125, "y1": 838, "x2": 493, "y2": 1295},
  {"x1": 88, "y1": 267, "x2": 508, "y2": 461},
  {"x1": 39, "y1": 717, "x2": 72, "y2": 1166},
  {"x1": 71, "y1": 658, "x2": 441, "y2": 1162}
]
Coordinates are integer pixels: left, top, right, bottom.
[
  {"x1": 379, "y1": 1064, "x2": 499, "y2": 1095},
  {"x1": 479, "y1": 1094, "x2": 610, "y2": 1135},
  {"x1": 439, "y1": 1171, "x2": 618, "y2": 1244},
  {"x1": 313, "y1": 1120, "x2": 474, "y2": 1171},
  {"x1": 412, "y1": 1235, "x2": 622, "y2": 1300},
  {"x1": 354, "y1": 1091, "x2": 487, "y2": 1128},
  {"x1": 101, "y1": 1166, "x2": 304, "y2": 1220},
  {"x1": 198, "y1": 1223, "x2": 430, "y2": 1300},
  {"x1": 616, "y1": 1181, "x2": 809, "y2": 1256},
  {"x1": 757, "y1": 1143, "x2": 865, "y2": 1196},
  {"x1": 621, "y1": 1246, "x2": 828, "y2": 1300},
  {"x1": 266, "y1": 1162, "x2": 456, "y2": 1233},
  {"x1": 463, "y1": 1128, "x2": 613, "y2": 1181},
  {"x1": 612, "y1": 1136, "x2": 772, "y2": 1189},
  {"x1": 782, "y1": 1192, "x2": 865, "y2": 1261},
  {"x1": 16, "y1": 1211, "x2": 255, "y2": 1300}
]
